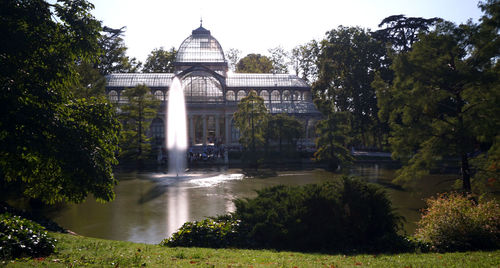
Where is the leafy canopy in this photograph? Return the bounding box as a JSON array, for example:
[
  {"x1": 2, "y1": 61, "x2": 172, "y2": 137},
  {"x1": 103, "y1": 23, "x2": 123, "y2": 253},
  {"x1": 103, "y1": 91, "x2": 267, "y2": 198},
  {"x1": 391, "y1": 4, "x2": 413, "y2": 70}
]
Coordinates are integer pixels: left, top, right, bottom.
[
  {"x1": 118, "y1": 84, "x2": 160, "y2": 164},
  {"x1": 266, "y1": 113, "x2": 303, "y2": 154},
  {"x1": 236, "y1": 54, "x2": 273, "y2": 73},
  {"x1": 375, "y1": 15, "x2": 500, "y2": 192},
  {"x1": 0, "y1": 0, "x2": 120, "y2": 204},
  {"x1": 142, "y1": 47, "x2": 177, "y2": 73},
  {"x1": 233, "y1": 91, "x2": 269, "y2": 152}
]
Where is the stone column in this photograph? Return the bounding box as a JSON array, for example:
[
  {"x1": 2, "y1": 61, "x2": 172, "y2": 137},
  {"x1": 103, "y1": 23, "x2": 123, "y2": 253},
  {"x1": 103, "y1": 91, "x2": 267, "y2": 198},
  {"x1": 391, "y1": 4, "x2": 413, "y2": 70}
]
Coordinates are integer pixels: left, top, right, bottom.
[
  {"x1": 225, "y1": 114, "x2": 230, "y2": 145},
  {"x1": 189, "y1": 115, "x2": 195, "y2": 145},
  {"x1": 202, "y1": 115, "x2": 207, "y2": 145},
  {"x1": 215, "y1": 114, "x2": 220, "y2": 142}
]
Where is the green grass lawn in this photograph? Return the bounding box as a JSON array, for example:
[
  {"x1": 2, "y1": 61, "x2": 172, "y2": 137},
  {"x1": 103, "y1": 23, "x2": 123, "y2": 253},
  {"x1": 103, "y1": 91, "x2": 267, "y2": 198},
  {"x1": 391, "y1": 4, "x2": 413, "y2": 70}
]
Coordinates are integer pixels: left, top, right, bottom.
[{"x1": 3, "y1": 232, "x2": 499, "y2": 267}]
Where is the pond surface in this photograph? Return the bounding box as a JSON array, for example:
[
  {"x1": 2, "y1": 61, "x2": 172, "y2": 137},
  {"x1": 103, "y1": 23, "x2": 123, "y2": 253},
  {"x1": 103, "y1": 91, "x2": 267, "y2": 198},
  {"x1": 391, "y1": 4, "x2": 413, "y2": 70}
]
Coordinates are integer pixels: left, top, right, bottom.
[{"x1": 46, "y1": 164, "x2": 455, "y2": 244}]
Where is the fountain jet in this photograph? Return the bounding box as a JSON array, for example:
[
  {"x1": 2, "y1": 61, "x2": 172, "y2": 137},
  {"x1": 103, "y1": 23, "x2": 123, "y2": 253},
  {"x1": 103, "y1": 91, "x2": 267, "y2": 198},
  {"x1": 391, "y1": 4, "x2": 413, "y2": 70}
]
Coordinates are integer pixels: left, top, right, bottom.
[{"x1": 167, "y1": 77, "x2": 187, "y2": 176}]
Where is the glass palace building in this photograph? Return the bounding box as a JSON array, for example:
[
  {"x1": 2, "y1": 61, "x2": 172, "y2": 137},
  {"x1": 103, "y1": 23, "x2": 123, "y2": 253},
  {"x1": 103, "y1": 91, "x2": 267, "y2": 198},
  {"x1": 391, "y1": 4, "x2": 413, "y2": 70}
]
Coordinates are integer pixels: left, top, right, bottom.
[{"x1": 105, "y1": 24, "x2": 321, "y2": 151}]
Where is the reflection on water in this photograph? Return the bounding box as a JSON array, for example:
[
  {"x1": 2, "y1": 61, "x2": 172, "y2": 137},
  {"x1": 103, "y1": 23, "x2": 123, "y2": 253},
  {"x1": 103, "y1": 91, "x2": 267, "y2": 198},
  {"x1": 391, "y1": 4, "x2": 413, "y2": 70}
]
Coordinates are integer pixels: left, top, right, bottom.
[
  {"x1": 47, "y1": 165, "x2": 455, "y2": 244},
  {"x1": 167, "y1": 186, "x2": 187, "y2": 238}
]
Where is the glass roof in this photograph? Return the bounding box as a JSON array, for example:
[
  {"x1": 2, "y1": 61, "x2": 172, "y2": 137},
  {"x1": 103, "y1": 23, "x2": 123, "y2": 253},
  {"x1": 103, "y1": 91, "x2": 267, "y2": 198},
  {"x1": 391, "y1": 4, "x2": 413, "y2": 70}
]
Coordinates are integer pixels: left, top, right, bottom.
[
  {"x1": 106, "y1": 73, "x2": 310, "y2": 89},
  {"x1": 176, "y1": 26, "x2": 226, "y2": 63},
  {"x1": 106, "y1": 73, "x2": 175, "y2": 88},
  {"x1": 226, "y1": 74, "x2": 309, "y2": 88}
]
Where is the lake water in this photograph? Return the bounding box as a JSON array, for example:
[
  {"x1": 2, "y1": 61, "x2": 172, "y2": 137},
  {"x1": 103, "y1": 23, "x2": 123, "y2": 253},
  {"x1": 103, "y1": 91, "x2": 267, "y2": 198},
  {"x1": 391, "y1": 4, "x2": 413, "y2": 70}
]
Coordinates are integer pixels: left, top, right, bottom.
[{"x1": 46, "y1": 164, "x2": 455, "y2": 244}]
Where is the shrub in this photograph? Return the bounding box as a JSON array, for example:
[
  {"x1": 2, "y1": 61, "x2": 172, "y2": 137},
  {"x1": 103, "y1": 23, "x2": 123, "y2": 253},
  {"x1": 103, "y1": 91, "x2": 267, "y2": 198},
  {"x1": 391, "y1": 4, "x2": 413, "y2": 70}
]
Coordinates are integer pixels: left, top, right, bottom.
[
  {"x1": 415, "y1": 193, "x2": 500, "y2": 252},
  {"x1": 234, "y1": 176, "x2": 403, "y2": 252},
  {"x1": 161, "y1": 215, "x2": 239, "y2": 248},
  {"x1": 0, "y1": 213, "x2": 56, "y2": 259},
  {"x1": 0, "y1": 202, "x2": 66, "y2": 233}
]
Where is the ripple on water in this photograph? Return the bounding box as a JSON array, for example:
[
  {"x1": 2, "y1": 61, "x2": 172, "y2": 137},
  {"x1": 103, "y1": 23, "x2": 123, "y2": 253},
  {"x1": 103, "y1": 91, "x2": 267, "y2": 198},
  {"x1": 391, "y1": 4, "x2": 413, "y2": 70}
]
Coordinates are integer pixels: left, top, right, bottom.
[{"x1": 188, "y1": 173, "x2": 244, "y2": 187}]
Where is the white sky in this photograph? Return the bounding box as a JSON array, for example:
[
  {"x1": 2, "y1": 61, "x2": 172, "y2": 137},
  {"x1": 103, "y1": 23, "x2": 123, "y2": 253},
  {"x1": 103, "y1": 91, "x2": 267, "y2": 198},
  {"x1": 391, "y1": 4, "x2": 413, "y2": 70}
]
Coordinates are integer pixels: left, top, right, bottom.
[{"x1": 89, "y1": 0, "x2": 483, "y2": 63}]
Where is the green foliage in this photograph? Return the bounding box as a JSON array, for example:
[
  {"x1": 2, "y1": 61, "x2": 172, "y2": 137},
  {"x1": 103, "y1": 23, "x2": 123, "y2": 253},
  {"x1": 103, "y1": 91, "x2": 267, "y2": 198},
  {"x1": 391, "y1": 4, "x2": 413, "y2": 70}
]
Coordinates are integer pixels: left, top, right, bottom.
[
  {"x1": 267, "y1": 47, "x2": 289, "y2": 74},
  {"x1": 375, "y1": 17, "x2": 500, "y2": 192},
  {"x1": 313, "y1": 26, "x2": 389, "y2": 148},
  {"x1": 0, "y1": 213, "x2": 56, "y2": 260},
  {"x1": 234, "y1": 177, "x2": 403, "y2": 252},
  {"x1": 290, "y1": 40, "x2": 319, "y2": 83},
  {"x1": 161, "y1": 215, "x2": 239, "y2": 248},
  {"x1": 236, "y1": 54, "x2": 273, "y2": 73},
  {"x1": 119, "y1": 84, "x2": 160, "y2": 164},
  {"x1": 415, "y1": 193, "x2": 500, "y2": 252},
  {"x1": 266, "y1": 113, "x2": 303, "y2": 154},
  {"x1": 72, "y1": 62, "x2": 106, "y2": 99},
  {"x1": 372, "y1": 15, "x2": 441, "y2": 52},
  {"x1": 233, "y1": 92, "x2": 269, "y2": 153},
  {"x1": 314, "y1": 112, "x2": 354, "y2": 170},
  {"x1": 142, "y1": 47, "x2": 177, "y2": 73},
  {"x1": 0, "y1": 0, "x2": 121, "y2": 204},
  {"x1": 98, "y1": 26, "x2": 141, "y2": 75}
]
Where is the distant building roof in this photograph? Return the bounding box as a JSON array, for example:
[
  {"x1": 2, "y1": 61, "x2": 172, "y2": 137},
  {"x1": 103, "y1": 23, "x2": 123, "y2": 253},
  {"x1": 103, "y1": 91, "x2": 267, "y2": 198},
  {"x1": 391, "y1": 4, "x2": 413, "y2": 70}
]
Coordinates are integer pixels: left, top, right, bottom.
[
  {"x1": 106, "y1": 73, "x2": 309, "y2": 89},
  {"x1": 106, "y1": 73, "x2": 175, "y2": 88},
  {"x1": 226, "y1": 73, "x2": 309, "y2": 88}
]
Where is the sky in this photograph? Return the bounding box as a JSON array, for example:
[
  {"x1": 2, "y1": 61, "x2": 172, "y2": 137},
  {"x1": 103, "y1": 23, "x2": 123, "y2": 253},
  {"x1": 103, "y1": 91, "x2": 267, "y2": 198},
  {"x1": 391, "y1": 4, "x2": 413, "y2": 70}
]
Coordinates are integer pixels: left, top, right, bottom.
[{"x1": 89, "y1": 0, "x2": 484, "y2": 63}]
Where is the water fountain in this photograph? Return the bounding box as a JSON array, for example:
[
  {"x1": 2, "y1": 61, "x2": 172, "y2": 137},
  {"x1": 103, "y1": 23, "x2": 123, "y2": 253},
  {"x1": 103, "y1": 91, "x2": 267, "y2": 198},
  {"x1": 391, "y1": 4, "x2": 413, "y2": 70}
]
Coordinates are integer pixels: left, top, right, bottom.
[{"x1": 167, "y1": 77, "x2": 187, "y2": 176}]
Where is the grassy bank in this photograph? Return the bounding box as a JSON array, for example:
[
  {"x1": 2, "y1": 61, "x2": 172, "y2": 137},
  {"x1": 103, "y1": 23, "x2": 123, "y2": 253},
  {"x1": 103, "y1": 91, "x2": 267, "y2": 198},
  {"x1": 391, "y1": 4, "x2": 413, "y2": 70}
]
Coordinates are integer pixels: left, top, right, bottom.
[{"x1": 3, "y1": 233, "x2": 499, "y2": 267}]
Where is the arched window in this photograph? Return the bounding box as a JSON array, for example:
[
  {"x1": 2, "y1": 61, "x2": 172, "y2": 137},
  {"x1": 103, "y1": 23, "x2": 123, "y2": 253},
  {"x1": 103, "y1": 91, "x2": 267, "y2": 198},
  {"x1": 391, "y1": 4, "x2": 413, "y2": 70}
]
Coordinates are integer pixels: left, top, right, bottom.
[
  {"x1": 237, "y1": 90, "x2": 246, "y2": 101},
  {"x1": 271, "y1": 90, "x2": 280, "y2": 103},
  {"x1": 182, "y1": 71, "x2": 223, "y2": 102},
  {"x1": 293, "y1": 91, "x2": 301, "y2": 101},
  {"x1": 226, "y1": 90, "x2": 235, "y2": 101},
  {"x1": 108, "y1": 90, "x2": 118, "y2": 103},
  {"x1": 154, "y1": 90, "x2": 164, "y2": 101},
  {"x1": 282, "y1": 90, "x2": 291, "y2": 103},
  {"x1": 259, "y1": 90, "x2": 269, "y2": 103},
  {"x1": 303, "y1": 91, "x2": 311, "y2": 101}
]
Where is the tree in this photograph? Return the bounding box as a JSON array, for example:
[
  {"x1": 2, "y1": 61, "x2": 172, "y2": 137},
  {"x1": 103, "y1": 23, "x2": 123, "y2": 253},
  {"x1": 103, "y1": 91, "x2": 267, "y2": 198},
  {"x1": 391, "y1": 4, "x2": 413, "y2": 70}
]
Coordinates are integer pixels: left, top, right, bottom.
[
  {"x1": 71, "y1": 62, "x2": 106, "y2": 99},
  {"x1": 268, "y1": 46, "x2": 289, "y2": 74},
  {"x1": 266, "y1": 114, "x2": 303, "y2": 154},
  {"x1": 225, "y1": 48, "x2": 241, "y2": 72},
  {"x1": 0, "y1": 0, "x2": 120, "y2": 204},
  {"x1": 119, "y1": 84, "x2": 160, "y2": 166},
  {"x1": 375, "y1": 16, "x2": 499, "y2": 193},
  {"x1": 142, "y1": 47, "x2": 177, "y2": 73},
  {"x1": 233, "y1": 92, "x2": 269, "y2": 165},
  {"x1": 236, "y1": 54, "x2": 273, "y2": 73},
  {"x1": 313, "y1": 26, "x2": 389, "y2": 148},
  {"x1": 97, "y1": 26, "x2": 141, "y2": 75},
  {"x1": 314, "y1": 112, "x2": 354, "y2": 170},
  {"x1": 71, "y1": 26, "x2": 142, "y2": 99},
  {"x1": 290, "y1": 40, "x2": 320, "y2": 83},
  {"x1": 372, "y1": 15, "x2": 442, "y2": 52}
]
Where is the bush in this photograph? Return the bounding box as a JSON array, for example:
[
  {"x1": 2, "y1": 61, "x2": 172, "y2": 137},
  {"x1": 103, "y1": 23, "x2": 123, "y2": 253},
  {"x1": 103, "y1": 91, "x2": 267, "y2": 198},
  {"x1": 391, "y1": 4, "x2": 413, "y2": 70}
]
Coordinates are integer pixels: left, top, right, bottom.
[
  {"x1": 161, "y1": 215, "x2": 239, "y2": 248},
  {"x1": 415, "y1": 193, "x2": 500, "y2": 252},
  {"x1": 0, "y1": 213, "x2": 56, "y2": 259},
  {"x1": 0, "y1": 202, "x2": 66, "y2": 233},
  {"x1": 234, "y1": 176, "x2": 403, "y2": 252}
]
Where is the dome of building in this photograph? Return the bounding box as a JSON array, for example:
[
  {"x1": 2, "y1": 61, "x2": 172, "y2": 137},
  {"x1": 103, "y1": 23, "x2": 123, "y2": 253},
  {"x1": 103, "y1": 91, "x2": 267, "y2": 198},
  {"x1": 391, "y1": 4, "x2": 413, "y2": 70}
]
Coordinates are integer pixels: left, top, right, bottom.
[{"x1": 176, "y1": 24, "x2": 226, "y2": 63}]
